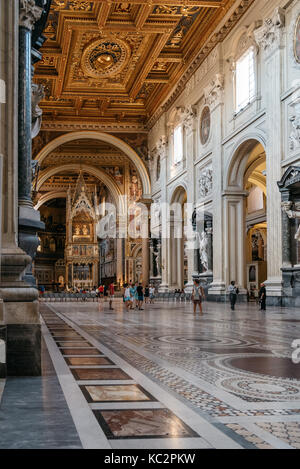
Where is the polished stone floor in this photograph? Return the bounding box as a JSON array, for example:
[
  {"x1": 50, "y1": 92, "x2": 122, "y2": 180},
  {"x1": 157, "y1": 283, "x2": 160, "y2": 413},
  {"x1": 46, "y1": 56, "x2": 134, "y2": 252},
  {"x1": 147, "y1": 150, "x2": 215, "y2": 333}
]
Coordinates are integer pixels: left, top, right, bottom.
[{"x1": 1, "y1": 299, "x2": 300, "y2": 449}]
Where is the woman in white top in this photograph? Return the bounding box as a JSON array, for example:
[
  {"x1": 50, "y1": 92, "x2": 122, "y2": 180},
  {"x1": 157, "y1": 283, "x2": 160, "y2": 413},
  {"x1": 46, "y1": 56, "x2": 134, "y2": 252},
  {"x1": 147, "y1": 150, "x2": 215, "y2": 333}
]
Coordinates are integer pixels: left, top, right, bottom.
[
  {"x1": 123, "y1": 284, "x2": 132, "y2": 311},
  {"x1": 192, "y1": 280, "x2": 205, "y2": 315},
  {"x1": 149, "y1": 285, "x2": 155, "y2": 304}
]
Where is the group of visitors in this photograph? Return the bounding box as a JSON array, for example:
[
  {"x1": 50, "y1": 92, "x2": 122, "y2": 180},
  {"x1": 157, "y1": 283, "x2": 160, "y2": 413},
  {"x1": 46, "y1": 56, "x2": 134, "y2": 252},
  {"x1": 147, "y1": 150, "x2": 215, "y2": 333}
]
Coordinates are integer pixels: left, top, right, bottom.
[
  {"x1": 97, "y1": 282, "x2": 115, "y2": 310},
  {"x1": 191, "y1": 279, "x2": 267, "y2": 314},
  {"x1": 228, "y1": 280, "x2": 267, "y2": 311},
  {"x1": 123, "y1": 282, "x2": 156, "y2": 311}
]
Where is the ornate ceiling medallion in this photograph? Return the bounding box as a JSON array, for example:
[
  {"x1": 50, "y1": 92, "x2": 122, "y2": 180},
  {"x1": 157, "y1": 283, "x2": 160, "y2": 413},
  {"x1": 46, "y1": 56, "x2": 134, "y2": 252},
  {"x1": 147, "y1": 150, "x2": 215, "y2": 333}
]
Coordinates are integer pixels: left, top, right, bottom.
[{"x1": 81, "y1": 37, "x2": 131, "y2": 79}]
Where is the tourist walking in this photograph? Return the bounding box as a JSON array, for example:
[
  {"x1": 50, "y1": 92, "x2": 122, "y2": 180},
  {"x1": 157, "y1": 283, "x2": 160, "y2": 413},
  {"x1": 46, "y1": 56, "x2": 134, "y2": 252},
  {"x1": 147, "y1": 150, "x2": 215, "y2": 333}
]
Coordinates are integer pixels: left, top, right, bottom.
[
  {"x1": 259, "y1": 282, "x2": 266, "y2": 311},
  {"x1": 149, "y1": 285, "x2": 155, "y2": 304},
  {"x1": 108, "y1": 282, "x2": 115, "y2": 310},
  {"x1": 192, "y1": 280, "x2": 205, "y2": 314},
  {"x1": 144, "y1": 285, "x2": 150, "y2": 303},
  {"x1": 124, "y1": 284, "x2": 132, "y2": 311},
  {"x1": 228, "y1": 281, "x2": 239, "y2": 311},
  {"x1": 136, "y1": 283, "x2": 144, "y2": 310}
]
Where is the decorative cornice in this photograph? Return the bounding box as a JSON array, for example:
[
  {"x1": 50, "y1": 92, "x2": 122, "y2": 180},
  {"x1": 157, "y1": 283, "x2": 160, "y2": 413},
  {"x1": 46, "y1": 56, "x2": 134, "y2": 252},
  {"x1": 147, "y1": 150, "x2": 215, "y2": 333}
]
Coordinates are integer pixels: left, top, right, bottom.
[
  {"x1": 254, "y1": 7, "x2": 285, "y2": 53},
  {"x1": 41, "y1": 121, "x2": 147, "y2": 133},
  {"x1": 146, "y1": 0, "x2": 256, "y2": 130},
  {"x1": 19, "y1": 0, "x2": 43, "y2": 31}
]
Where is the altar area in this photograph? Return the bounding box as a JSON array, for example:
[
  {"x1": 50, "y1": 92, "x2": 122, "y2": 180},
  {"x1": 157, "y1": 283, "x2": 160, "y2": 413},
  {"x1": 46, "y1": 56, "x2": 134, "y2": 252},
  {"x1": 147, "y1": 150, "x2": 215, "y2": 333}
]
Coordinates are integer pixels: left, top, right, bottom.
[{"x1": 65, "y1": 173, "x2": 99, "y2": 289}]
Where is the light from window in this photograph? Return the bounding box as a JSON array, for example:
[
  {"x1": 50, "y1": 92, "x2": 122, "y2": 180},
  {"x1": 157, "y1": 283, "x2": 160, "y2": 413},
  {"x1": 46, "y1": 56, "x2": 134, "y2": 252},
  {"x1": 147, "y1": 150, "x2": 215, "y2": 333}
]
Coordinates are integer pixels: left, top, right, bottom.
[
  {"x1": 235, "y1": 47, "x2": 255, "y2": 113},
  {"x1": 174, "y1": 125, "x2": 183, "y2": 164}
]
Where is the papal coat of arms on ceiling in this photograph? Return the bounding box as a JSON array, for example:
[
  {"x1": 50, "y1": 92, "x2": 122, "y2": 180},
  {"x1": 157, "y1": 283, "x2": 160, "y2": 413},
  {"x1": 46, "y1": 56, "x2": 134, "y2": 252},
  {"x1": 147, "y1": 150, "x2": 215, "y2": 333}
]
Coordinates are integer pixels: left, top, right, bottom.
[{"x1": 81, "y1": 37, "x2": 131, "y2": 79}]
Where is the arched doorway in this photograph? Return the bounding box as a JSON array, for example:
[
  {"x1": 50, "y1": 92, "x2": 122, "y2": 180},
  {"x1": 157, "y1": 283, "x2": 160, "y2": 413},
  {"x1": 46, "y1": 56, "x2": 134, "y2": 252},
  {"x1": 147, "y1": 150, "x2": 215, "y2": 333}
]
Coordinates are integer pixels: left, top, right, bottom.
[{"x1": 225, "y1": 139, "x2": 267, "y2": 295}]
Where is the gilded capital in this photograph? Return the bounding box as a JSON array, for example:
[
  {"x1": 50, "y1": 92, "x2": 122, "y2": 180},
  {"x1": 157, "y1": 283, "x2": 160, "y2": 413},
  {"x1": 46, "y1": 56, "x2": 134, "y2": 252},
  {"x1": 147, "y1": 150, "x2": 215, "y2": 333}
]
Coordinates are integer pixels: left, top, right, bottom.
[{"x1": 19, "y1": 0, "x2": 43, "y2": 31}]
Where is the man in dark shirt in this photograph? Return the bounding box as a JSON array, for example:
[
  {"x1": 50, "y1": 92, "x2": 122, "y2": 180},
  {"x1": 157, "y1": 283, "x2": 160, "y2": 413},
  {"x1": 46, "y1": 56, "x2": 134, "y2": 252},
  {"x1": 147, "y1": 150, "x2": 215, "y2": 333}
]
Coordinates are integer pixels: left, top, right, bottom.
[{"x1": 259, "y1": 283, "x2": 266, "y2": 311}]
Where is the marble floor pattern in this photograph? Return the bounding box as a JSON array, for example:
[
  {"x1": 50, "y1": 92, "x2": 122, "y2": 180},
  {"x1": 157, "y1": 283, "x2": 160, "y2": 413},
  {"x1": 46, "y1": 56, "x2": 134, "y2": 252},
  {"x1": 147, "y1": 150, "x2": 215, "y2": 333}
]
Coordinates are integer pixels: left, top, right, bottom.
[{"x1": 1, "y1": 300, "x2": 300, "y2": 449}]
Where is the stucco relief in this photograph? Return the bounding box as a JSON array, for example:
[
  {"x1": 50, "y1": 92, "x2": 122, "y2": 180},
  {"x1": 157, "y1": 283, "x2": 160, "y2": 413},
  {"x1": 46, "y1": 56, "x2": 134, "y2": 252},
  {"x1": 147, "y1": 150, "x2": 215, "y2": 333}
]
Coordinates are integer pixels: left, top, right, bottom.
[
  {"x1": 197, "y1": 165, "x2": 213, "y2": 200},
  {"x1": 289, "y1": 100, "x2": 300, "y2": 151}
]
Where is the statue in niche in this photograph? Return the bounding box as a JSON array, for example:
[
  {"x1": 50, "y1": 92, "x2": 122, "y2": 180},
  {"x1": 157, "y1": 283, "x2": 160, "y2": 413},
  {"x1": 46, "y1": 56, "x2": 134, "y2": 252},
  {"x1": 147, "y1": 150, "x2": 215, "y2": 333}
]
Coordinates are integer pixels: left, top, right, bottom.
[
  {"x1": 82, "y1": 224, "x2": 89, "y2": 236},
  {"x1": 282, "y1": 202, "x2": 300, "y2": 241},
  {"x1": 74, "y1": 225, "x2": 80, "y2": 236},
  {"x1": 199, "y1": 231, "x2": 208, "y2": 272}
]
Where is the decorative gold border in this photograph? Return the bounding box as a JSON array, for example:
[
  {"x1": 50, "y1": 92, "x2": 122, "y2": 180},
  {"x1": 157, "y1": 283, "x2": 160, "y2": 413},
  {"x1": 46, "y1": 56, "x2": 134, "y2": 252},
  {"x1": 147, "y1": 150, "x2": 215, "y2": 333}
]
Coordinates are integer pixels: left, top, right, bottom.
[
  {"x1": 294, "y1": 15, "x2": 300, "y2": 64},
  {"x1": 81, "y1": 37, "x2": 131, "y2": 79}
]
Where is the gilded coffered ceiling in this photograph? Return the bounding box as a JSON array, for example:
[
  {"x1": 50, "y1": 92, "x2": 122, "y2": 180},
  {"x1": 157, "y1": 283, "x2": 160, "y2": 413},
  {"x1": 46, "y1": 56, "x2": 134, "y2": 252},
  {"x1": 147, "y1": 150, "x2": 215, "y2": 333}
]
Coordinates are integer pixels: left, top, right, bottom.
[{"x1": 34, "y1": 0, "x2": 255, "y2": 131}]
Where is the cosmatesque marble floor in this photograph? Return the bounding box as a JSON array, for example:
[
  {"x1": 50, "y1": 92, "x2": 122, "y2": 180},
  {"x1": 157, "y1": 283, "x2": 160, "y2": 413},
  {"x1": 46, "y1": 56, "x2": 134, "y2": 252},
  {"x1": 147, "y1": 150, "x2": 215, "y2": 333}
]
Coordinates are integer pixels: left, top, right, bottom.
[{"x1": 1, "y1": 299, "x2": 300, "y2": 449}]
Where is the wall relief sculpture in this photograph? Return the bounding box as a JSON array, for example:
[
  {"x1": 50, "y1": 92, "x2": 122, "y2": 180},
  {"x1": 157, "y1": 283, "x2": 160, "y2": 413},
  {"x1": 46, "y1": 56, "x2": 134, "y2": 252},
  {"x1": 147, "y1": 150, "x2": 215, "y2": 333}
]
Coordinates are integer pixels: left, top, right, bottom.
[{"x1": 197, "y1": 166, "x2": 213, "y2": 199}]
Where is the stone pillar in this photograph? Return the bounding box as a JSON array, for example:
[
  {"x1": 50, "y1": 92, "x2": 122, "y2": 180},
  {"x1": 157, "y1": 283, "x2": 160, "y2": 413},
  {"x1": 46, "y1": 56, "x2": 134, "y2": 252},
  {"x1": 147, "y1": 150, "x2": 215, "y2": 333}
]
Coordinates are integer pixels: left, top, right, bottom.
[
  {"x1": 184, "y1": 107, "x2": 197, "y2": 287},
  {"x1": 206, "y1": 75, "x2": 226, "y2": 298},
  {"x1": 149, "y1": 238, "x2": 154, "y2": 278},
  {"x1": 156, "y1": 136, "x2": 169, "y2": 292},
  {"x1": 222, "y1": 192, "x2": 248, "y2": 295},
  {"x1": 18, "y1": 0, "x2": 45, "y2": 287},
  {"x1": 142, "y1": 236, "x2": 149, "y2": 286},
  {"x1": 254, "y1": 8, "x2": 285, "y2": 304},
  {"x1": 0, "y1": 0, "x2": 42, "y2": 376},
  {"x1": 116, "y1": 237, "x2": 124, "y2": 287}
]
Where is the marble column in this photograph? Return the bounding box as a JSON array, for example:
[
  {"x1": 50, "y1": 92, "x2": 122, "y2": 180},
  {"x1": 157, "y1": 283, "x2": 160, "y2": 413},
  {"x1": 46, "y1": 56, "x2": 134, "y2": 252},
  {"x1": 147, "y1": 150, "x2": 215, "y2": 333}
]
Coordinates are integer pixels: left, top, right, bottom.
[
  {"x1": 0, "y1": 0, "x2": 42, "y2": 376},
  {"x1": 142, "y1": 236, "x2": 149, "y2": 286},
  {"x1": 184, "y1": 107, "x2": 197, "y2": 288},
  {"x1": 18, "y1": 0, "x2": 44, "y2": 286},
  {"x1": 207, "y1": 75, "x2": 226, "y2": 298},
  {"x1": 116, "y1": 236, "x2": 124, "y2": 287},
  {"x1": 156, "y1": 136, "x2": 169, "y2": 292}
]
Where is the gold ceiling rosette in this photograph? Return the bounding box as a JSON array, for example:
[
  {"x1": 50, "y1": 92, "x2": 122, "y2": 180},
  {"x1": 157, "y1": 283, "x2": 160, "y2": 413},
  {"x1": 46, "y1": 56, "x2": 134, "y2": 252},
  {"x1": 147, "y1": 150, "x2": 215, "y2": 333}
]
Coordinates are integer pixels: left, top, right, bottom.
[{"x1": 81, "y1": 36, "x2": 131, "y2": 79}]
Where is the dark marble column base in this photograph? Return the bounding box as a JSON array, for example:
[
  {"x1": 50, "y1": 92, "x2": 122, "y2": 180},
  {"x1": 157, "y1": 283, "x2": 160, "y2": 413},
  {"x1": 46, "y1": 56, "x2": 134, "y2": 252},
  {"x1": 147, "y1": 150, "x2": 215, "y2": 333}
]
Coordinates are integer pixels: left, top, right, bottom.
[{"x1": 6, "y1": 324, "x2": 41, "y2": 376}]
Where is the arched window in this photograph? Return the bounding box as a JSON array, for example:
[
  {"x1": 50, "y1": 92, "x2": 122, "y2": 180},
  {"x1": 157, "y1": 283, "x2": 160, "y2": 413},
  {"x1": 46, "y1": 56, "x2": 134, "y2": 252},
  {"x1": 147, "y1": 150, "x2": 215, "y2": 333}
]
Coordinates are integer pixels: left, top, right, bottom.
[
  {"x1": 235, "y1": 45, "x2": 256, "y2": 113},
  {"x1": 228, "y1": 27, "x2": 258, "y2": 115},
  {"x1": 173, "y1": 124, "x2": 183, "y2": 165}
]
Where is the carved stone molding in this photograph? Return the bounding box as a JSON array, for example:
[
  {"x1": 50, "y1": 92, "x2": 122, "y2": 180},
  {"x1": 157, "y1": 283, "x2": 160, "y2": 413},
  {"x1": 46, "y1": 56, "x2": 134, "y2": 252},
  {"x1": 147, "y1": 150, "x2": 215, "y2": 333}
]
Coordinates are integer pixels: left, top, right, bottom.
[
  {"x1": 204, "y1": 74, "x2": 224, "y2": 108},
  {"x1": 19, "y1": 0, "x2": 43, "y2": 30},
  {"x1": 254, "y1": 7, "x2": 285, "y2": 53},
  {"x1": 147, "y1": 0, "x2": 256, "y2": 130},
  {"x1": 41, "y1": 121, "x2": 147, "y2": 133},
  {"x1": 182, "y1": 106, "x2": 197, "y2": 134},
  {"x1": 156, "y1": 135, "x2": 168, "y2": 159}
]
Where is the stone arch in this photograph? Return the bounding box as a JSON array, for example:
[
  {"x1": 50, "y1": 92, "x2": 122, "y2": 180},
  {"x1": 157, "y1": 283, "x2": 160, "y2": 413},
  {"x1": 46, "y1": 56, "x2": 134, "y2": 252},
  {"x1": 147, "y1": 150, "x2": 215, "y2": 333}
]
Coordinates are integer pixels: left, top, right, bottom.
[
  {"x1": 34, "y1": 191, "x2": 67, "y2": 210},
  {"x1": 225, "y1": 135, "x2": 267, "y2": 191},
  {"x1": 34, "y1": 131, "x2": 151, "y2": 196},
  {"x1": 170, "y1": 184, "x2": 187, "y2": 204},
  {"x1": 36, "y1": 164, "x2": 125, "y2": 215}
]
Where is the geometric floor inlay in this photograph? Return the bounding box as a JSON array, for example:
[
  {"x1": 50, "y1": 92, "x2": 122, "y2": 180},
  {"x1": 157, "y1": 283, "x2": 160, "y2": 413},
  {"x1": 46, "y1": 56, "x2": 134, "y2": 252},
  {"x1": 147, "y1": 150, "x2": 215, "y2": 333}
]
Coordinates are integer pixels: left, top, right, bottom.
[
  {"x1": 80, "y1": 384, "x2": 155, "y2": 403},
  {"x1": 61, "y1": 348, "x2": 102, "y2": 356},
  {"x1": 65, "y1": 357, "x2": 113, "y2": 366},
  {"x1": 71, "y1": 368, "x2": 130, "y2": 381},
  {"x1": 93, "y1": 409, "x2": 198, "y2": 439}
]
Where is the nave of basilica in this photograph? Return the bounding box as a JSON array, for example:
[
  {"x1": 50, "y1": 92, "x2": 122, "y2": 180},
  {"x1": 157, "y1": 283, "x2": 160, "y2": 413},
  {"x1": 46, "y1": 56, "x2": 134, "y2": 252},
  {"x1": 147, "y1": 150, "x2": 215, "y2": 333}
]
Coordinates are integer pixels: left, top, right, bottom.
[{"x1": 0, "y1": 0, "x2": 300, "y2": 452}]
